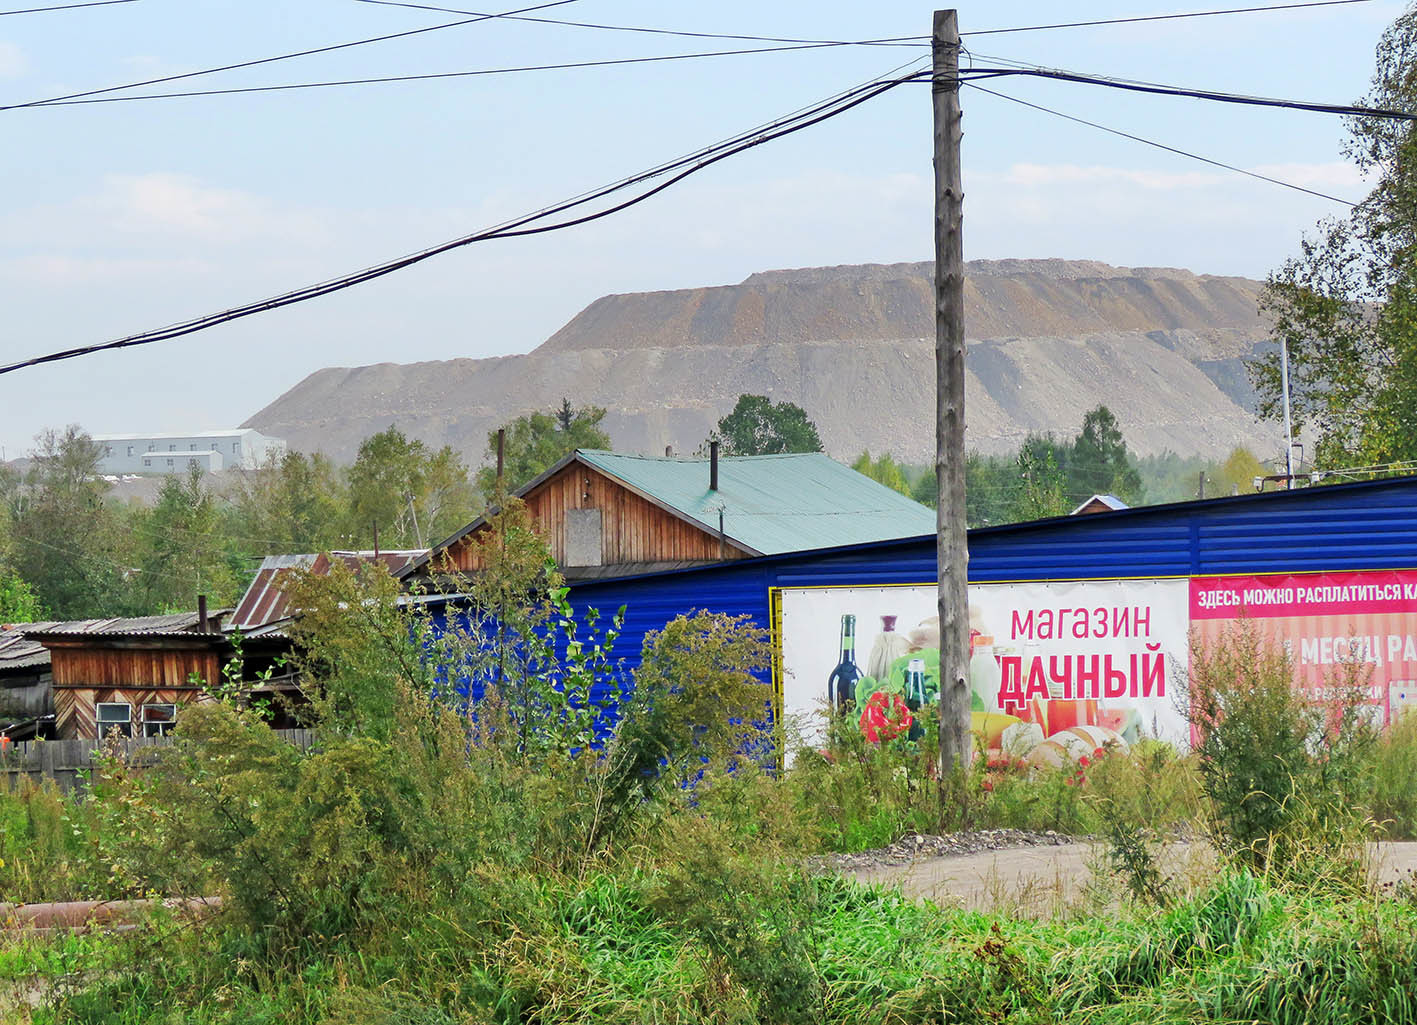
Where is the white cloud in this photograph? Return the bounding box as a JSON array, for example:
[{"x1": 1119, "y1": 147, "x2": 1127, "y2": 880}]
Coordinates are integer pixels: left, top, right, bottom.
[
  {"x1": 0, "y1": 41, "x2": 27, "y2": 79},
  {"x1": 97, "y1": 173, "x2": 328, "y2": 245},
  {"x1": 0, "y1": 253, "x2": 213, "y2": 285}
]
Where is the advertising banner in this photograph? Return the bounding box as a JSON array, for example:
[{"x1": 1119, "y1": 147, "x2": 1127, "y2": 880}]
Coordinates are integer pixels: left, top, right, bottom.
[
  {"x1": 1191, "y1": 569, "x2": 1417, "y2": 727},
  {"x1": 778, "y1": 579, "x2": 1190, "y2": 762}
]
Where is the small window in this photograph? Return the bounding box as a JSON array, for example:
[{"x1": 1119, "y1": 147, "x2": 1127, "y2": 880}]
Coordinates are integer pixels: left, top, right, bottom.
[
  {"x1": 126, "y1": 446, "x2": 134, "y2": 457},
  {"x1": 187, "y1": 458, "x2": 199, "y2": 469},
  {"x1": 141, "y1": 703, "x2": 176, "y2": 738},
  {"x1": 143, "y1": 458, "x2": 151, "y2": 467},
  {"x1": 104, "y1": 445, "x2": 112, "y2": 457},
  {"x1": 166, "y1": 458, "x2": 174, "y2": 467},
  {"x1": 168, "y1": 444, "x2": 176, "y2": 452},
  {"x1": 232, "y1": 442, "x2": 239, "y2": 454},
  {"x1": 96, "y1": 702, "x2": 132, "y2": 738},
  {"x1": 210, "y1": 442, "x2": 218, "y2": 451},
  {"x1": 189, "y1": 443, "x2": 197, "y2": 451},
  {"x1": 147, "y1": 443, "x2": 155, "y2": 452}
]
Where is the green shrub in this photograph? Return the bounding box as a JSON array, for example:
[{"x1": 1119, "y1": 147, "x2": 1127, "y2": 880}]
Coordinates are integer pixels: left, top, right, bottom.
[
  {"x1": 1188, "y1": 621, "x2": 1376, "y2": 879},
  {"x1": 1373, "y1": 709, "x2": 1417, "y2": 839}
]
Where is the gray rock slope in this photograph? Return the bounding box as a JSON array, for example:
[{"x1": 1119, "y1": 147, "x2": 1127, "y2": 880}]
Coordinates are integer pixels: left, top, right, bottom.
[{"x1": 244, "y1": 260, "x2": 1280, "y2": 465}]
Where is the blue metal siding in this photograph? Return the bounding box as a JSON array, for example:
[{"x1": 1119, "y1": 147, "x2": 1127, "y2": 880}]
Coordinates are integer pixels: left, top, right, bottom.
[{"x1": 560, "y1": 478, "x2": 1417, "y2": 677}]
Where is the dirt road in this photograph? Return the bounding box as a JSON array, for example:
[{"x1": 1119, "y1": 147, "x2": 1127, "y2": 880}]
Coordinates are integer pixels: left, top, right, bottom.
[{"x1": 848, "y1": 841, "x2": 1417, "y2": 914}]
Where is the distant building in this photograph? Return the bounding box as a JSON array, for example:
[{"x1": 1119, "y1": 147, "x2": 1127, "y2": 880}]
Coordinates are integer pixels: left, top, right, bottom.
[
  {"x1": 1070, "y1": 494, "x2": 1129, "y2": 516},
  {"x1": 93, "y1": 429, "x2": 287, "y2": 474}
]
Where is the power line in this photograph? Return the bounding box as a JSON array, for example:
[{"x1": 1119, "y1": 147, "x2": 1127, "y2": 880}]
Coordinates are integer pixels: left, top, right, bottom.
[
  {"x1": 0, "y1": 66, "x2": 924, "y2": 377},
  {"x1": 25, "y1": 40, "x2": 929, "y2": 108},
  {"x1": 351, "y1": 0, "x2": 928, "y2": 47},
  {"x1": 964, "y1": 81, "x2": 1358, "y2": 206},
  {"x1": 0, "y1": 0, "x2": 134, "y2": 14},
  {"x1": 954, "y1": 64, "x2": 1417, "y2": 121},
  {"x1": 965, "y1": 0, "x2": 1376, "y2": 36},
  {"x1": 0, "y1": 0, "x2": 583, "y2": 112}
]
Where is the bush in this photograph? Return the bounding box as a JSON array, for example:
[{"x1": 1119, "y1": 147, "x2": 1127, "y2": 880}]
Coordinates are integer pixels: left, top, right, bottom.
[
  {"x1": 1372, "y1": 710, "x2": 1417, "y2": 839},
  {"x1": 1187, "y1": 621, "x2": 1376, "y2": 881}
]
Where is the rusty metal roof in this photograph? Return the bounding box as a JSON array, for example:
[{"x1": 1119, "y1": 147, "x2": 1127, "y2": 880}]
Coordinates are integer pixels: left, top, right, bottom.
[{"x1": 230, "y1": 550, "x2": 426, "y2": 631}]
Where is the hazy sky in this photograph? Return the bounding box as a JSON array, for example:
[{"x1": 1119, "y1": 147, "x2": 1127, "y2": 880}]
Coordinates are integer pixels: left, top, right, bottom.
[{"x1": 0, "y1": 0, "x2": 1402, "y2": 457}]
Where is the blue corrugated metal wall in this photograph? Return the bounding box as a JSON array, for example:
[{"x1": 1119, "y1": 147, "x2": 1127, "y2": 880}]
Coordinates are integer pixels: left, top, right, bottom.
[{"x1": 562, "y1": 477, "x2": 1417, "y2": 675}]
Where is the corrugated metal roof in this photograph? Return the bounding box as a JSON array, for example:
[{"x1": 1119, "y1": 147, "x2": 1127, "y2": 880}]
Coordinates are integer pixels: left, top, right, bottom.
[
  {"x1": 230, "y1": 549, "x2": 426, "y2": 630},
  {"x1": 0, "y1": 625, "x2": 55, "y2": 672},
  {"x1": 21, "y1": 610, "x2": 229, "y2": 639},
  {"x1": 575, "y1": 450, "x2": 936, "y2": 556}
]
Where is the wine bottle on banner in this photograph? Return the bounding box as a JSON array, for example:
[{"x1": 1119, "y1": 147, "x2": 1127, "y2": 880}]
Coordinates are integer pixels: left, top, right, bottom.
[
  {"x1": 827, "y1": 614, "x2": 862, "y2": 709},
  {"x1": 904, "y1": 657, "x2": 927, "y2": 742}
]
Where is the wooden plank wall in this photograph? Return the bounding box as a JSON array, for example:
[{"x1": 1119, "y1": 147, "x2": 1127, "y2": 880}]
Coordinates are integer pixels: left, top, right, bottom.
[
  {"x1": 49, "y1": 647, "x2": 222, "y2": 690},
  {"x1": 448, "y1": 462, "x2": 744, "y2": 571},
  {"x1": 53, "y1": 687, "x2": 214, "y2": 740},
  {"x1": 0, "y1": 729, "x2": 316, "y2": 794},
  {"x1": 50, "y1": 645, "x2": 224, "y2": 740}
]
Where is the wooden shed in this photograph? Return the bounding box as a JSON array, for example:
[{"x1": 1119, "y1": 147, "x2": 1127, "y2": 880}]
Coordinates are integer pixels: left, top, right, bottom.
[{"x1": 401, "y1": 448, "x2": 937, "y2": 585}]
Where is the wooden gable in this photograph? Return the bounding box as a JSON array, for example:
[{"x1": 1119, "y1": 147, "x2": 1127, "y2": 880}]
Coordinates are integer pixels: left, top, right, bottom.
[{"x1": 436, "y1": 459, "x2": 751, "y2": 573}]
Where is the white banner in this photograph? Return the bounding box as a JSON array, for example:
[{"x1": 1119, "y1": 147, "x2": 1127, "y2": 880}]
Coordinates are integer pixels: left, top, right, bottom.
[{"x1": 778, "y1": 579, "x2": 1190, "y2": 761}]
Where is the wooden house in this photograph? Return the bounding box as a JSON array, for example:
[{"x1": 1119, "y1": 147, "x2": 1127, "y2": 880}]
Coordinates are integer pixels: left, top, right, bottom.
[
  {"x1": 400, "y1": 447, "x2": 937, "y2": 586},
  {"x1": 0, "y1": 625, "x2": 56, "y2": 740},
  {"x1": 24, "y1": 611, "x2": 231, "y2": 740}
]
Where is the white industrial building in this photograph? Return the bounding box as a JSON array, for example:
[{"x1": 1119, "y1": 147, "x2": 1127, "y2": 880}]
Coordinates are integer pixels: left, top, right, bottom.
[{"x1": 94, "y1": 429, "x2": 287, "y2": 474}]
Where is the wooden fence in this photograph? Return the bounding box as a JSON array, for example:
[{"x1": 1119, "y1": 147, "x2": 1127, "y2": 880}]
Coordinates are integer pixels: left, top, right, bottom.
[{"x1": 0, "y1": 730, "x2": 317, "y2": 793}]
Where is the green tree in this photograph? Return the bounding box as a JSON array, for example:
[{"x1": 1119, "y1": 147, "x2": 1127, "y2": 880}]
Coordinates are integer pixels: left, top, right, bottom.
[
  {"x1": 713, "y1": 394, "x2": 823, "y2": 456},
  {"x1": 229, "y1": 449, "x2": 347, "y2": 556},
  {"x1": 1209, "y1": 446, "x2": 1269, "y2": 497},
  {"x1": 850, "y1": 451, "x2": 910, "y2": 496},
  {"x1": 133, "y1": 465, "x2": 240, "y2": 611},
  {"x1": 1068, "y1": 406, "x2": 1143, "y2": 503},
  {"x1": 475, "y1": 402, "x2": 611, "y2": 495},
  {"x1": 1012, "y1": 435, "x2": 1071, "y2": 521},
  {"x1": 1252, "y1": 6, "x2": 1417, "y2": 467},
  {"x1": 2, "y1": 426, "x2": 134, "y2": 618},
  {"x1": 347, "y1": 426, "x2": 477, "y2": 550},
  {"x1": 0, "y1": 572, "x2": 41, "y2": 622}
]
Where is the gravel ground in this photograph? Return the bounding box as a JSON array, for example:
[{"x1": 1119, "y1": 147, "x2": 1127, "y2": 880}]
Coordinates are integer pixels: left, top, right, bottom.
[{"x1": 811, "y1": 828, "x2": 1075, "y2": 873}]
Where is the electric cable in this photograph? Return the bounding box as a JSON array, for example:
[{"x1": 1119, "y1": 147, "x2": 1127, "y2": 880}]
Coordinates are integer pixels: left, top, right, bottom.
[
  {"x1": 25, "y1": 40, "x2": 930, "y2": 107},
  {"x1": 963, "y1": 0, "x2": 1376, "y2": 36},
  {"x1": 0, "y1": 0, "x2": 583, "y2": 111},
  {"x1": 952, "y1": 64, "x2": 1417, "y2": 121},
  {"x1": 964, "y1": 81, "x2": 1359, "y2": 206},
  {"x1": 0, "y1": 66, "x2": 925, "y2": 377},
  {"x1": 351, "y1": 0, "x2": 928, "y2": 47},
  {"x1": 0, "y1": 0, "x2": 133, "y2": 14}
]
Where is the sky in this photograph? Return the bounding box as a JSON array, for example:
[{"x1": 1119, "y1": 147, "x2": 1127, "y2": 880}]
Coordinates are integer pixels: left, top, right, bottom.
[{"x1": 0, "y1": 0, "x2": 1404, "y2": 458}]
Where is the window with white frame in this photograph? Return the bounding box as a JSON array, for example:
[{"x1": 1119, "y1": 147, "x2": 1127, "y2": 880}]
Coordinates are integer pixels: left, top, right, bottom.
[
  {"x1": 166, "y1": 458, "x2": 174, "y2": 467},
  {"x1": 232, "y1": 442, "x2": 239, "y2": 453},
  {"x1": 127, "y1": 446, "x2": 134, "y2": 457},
  {"x1": 143, "y1": 458, "x2": 151, "y2": 467},
  {"x1": 96, "y1": 702, "x2": 132, "y2": 738},
  {"x1": 141, "y1": 703, "x2": 176, "y2": 737}
]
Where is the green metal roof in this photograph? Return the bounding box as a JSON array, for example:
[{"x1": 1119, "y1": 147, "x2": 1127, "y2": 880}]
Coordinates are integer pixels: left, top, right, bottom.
[{"x1": 576, "y1": 450, "x2": 936, "y2": 556}]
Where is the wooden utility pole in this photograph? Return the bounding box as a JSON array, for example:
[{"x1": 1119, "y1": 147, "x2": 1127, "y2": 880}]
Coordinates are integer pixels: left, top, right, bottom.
[{"x1": 934, "y1": 9, "x2": 971, "y2": 786}]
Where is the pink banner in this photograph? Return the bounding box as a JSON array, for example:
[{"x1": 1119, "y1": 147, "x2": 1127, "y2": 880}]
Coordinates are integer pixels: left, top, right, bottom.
[{"x1": 1190, "y1": 569, "x2": 1417, "y2": 726}]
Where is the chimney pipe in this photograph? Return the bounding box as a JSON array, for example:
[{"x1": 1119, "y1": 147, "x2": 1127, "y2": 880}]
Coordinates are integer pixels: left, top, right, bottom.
[
  {"x1": 709, "y1": 439, "x2": 719, "y2": 491},
  {"x1": 197, "y1": 594, "x2": 208, "y2": 634}
]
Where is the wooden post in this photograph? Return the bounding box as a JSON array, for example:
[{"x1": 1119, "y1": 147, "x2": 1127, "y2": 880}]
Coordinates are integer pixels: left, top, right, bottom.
[
  {"x1": 496, "y1": 428, "x2": 506, "y2": 488},
  {"x1": 934, "y1": 9, "x2": 971, "y2": 791}
]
